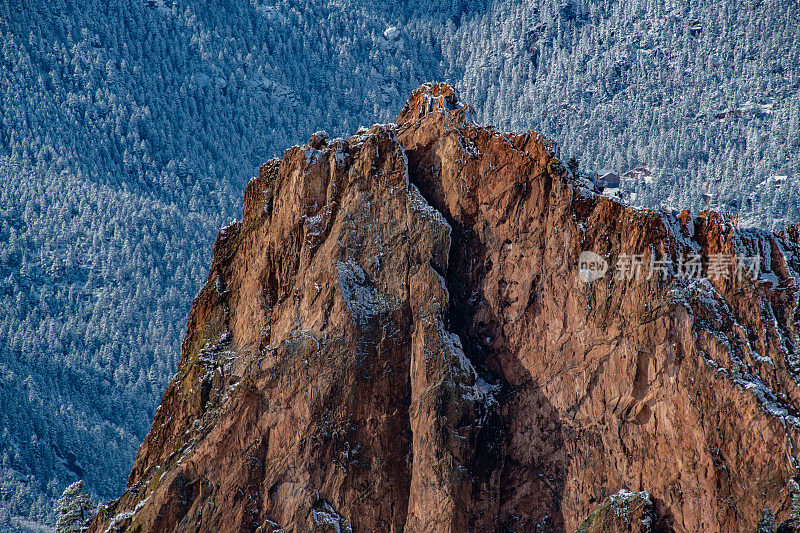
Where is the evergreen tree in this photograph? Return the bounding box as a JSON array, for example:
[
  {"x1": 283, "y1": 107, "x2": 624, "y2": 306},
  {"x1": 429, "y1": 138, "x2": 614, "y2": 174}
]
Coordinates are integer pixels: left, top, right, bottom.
[{"x1": 54, "y1": 481, "x2": 94, "y2": 533}]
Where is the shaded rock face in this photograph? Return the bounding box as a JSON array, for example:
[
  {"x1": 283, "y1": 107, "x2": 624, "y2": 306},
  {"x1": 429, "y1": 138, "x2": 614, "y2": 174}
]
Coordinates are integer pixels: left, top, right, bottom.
[{"x1": 91, "y1": 84, "x2": 800, "y2": 533}]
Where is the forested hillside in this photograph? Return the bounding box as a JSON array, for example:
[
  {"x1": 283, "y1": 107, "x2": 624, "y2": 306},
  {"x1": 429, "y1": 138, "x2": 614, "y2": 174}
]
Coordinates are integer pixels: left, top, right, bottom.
[
  {"x1": 448, "y1": 0, "x2": 800, "y2": 229},
  {"x1": 1, "y1": 0, "x2": 797, "y2": 528},
  {"x1": 0, "y1": 0, "x2": 463, "y2": 526}
]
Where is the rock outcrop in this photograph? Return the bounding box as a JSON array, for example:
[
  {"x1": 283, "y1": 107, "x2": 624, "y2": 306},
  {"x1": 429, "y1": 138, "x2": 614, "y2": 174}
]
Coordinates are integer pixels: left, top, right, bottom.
[{"x1": 91, "y1": 84, "x2": 800, "y2": 532}]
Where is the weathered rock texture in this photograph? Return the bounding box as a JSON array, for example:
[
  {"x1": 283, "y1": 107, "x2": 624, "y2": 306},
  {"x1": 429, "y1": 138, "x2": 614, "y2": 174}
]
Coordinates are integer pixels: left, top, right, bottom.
[
  {"x1": 575, "y1": 490, "x2": 664, "y2": 533},
  {"x1": 91, "y1": 84, "x2": 800, "y2": 532}
]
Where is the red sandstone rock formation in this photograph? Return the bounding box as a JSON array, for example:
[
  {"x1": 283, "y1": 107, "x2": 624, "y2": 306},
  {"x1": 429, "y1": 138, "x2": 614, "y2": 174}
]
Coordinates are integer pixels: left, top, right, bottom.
[{"x1": 91, "y1": 84, "x2": 800, "y2": 532}]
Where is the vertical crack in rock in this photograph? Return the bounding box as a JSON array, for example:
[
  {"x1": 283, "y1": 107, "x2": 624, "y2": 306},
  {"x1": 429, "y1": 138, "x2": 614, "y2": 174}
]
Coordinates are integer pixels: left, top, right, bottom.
[{"x1": 91, "y1": 84, "x2": 800, "y2": 533}]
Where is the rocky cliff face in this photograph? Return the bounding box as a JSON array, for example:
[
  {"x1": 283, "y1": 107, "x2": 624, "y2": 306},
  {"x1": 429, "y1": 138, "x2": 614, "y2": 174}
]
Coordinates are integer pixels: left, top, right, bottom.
[{"x1": 91, "y1": 84, "x2": 800, "y2": 532}]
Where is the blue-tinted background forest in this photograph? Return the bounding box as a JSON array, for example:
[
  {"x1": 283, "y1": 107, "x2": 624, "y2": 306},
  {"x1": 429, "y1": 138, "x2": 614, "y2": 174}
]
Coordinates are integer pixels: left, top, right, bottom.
[{"x1": 1, "y1": 0, "x2": 798, "y2": 528}]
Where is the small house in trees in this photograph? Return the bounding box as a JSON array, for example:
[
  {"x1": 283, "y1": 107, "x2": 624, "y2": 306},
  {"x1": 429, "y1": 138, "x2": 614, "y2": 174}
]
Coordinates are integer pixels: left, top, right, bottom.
[{"x1": 596, "y1": 171, "x2": 620, "y2": 189}]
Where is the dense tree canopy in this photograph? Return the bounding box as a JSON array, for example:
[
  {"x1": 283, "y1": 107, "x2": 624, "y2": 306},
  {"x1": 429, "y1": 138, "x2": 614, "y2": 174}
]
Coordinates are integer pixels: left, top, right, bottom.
[{"x1": 1, "y1": 0, "x2": 797, "y2": 527}]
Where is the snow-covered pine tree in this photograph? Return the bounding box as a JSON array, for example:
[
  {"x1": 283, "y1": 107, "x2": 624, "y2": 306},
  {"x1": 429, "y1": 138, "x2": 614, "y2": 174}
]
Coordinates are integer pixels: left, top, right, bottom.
[{"x1": 54, "y1": 481, "x2": 95, "y2": 533}]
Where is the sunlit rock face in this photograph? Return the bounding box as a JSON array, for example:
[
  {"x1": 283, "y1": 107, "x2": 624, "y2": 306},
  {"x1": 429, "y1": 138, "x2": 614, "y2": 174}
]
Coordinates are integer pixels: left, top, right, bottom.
[{"x1": 91, "y1": 84, "x2": 800, "y2": 533}]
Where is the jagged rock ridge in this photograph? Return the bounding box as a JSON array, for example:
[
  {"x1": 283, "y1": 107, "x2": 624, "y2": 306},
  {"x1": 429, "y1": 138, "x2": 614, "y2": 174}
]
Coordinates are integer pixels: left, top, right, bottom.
[{"x1": 92, "y1": 84, "x2": 800, "y2": 532}]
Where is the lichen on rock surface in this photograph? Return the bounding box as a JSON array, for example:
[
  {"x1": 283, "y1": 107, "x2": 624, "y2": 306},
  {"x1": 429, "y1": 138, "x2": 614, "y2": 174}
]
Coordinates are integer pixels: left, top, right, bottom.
[
  {"x1": 91, "y1": 84, "x2": 800, "y2": 532},
  {"x1": 576, "y1": 490, "x2": 661, "y2": 533}
]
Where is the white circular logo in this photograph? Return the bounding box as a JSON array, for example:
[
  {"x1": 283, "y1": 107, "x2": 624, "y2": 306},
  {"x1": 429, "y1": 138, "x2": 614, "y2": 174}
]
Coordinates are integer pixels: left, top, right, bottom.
[{"x1": 578, "y1": 251, "x2": 608, "y2": 283}]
